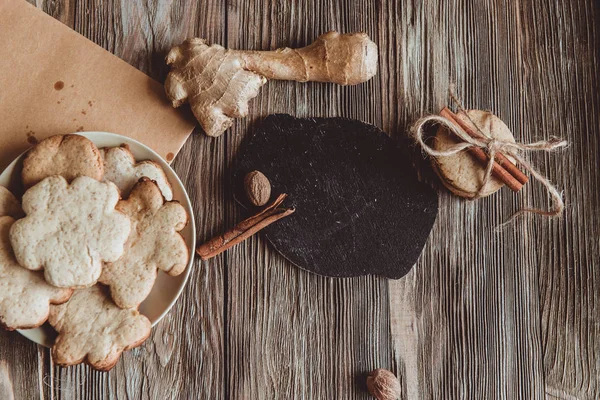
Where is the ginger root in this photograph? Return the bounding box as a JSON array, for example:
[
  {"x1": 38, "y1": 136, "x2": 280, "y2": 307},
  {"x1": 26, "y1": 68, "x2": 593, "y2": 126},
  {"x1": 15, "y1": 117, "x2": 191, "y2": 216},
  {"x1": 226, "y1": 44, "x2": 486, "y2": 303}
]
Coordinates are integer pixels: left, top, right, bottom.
[{"x1": 165, "y1": 31, "x2": 378, "y2": 137}]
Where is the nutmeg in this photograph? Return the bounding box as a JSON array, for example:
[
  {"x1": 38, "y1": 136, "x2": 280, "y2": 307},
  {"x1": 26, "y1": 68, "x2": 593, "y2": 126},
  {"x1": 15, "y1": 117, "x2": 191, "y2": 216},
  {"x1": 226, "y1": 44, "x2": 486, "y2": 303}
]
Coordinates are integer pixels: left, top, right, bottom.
[
  {"x1": 244, "y1": 170, "x2": 271, "y2": 207},
  {"x1": 366, "y1": 369, "x2": 401, "y2": 400}
]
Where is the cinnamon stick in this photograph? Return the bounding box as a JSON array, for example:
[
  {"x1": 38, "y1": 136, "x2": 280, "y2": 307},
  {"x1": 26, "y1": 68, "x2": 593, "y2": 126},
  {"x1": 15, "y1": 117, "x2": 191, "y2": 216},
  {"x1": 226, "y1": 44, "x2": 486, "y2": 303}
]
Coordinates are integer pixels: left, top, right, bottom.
[
  {"x1": 197, "y1": 193, "x2": 295, "y2": 260},
  {"x1": 443, "y1": 108, "x2": 529, "y2": 185},
  {"x1": 439, "y1": 107, "x2": 525, "y2": 192}
]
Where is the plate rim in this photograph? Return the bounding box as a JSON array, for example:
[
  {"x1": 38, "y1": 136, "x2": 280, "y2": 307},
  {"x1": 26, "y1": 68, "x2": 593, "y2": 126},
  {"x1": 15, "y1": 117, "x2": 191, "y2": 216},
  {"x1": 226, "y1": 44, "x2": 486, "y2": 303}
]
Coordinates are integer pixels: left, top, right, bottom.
[{"x1": 0, "y1": 131, "x2": 196, "y2": 347}]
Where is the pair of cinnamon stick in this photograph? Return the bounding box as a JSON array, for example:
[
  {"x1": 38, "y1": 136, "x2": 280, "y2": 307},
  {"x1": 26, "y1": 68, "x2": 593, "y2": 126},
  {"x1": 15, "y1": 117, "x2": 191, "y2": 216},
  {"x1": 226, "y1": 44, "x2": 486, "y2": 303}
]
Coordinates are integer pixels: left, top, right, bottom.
[
  {"x1": 197, "y1": 193, "x2": 294, "y2": 260},
  {"x1": 439, "y1": 107, "x2": 528, "y2": 192}
]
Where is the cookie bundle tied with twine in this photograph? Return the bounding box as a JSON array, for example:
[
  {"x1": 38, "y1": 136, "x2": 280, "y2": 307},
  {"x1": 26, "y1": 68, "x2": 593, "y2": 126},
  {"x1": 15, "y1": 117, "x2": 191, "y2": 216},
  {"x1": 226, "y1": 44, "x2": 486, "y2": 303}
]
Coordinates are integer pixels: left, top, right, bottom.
[{"x1": 411, "y1": 95, "x2": 568, "y2": 222}]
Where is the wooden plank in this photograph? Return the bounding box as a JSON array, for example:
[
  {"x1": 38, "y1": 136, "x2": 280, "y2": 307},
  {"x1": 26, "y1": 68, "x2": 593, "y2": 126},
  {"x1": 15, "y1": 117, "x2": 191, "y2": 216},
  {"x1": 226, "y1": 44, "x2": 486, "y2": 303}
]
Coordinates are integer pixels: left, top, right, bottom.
[
  {"x1": 224, "y1": 1, "x2": 391, "y2": 399},
  {"x1": 0, "y1": 332, "x2": 40, "y2": 400},
  {"x1": 29, "y1": 0, "x2": 75, "y2": 26},
  {"x1": 385, "y1": 0, "x2": 549, "y2": 398},
  {"x1": 7, "y1": 1, "x2": 227, "y2": 399},
  {"x1": 53, "y1": 1, "x2": 226, "y2": 398},
  {"x1": 0, "y1": 361, "x2": 15, "y2": 400},
  {"x1": 518, "y1": 1, "x2": 600, "y2": 399},
  {"x1": 386, "y1": 0, "x2": 599, "y2": 399},
  {"x1": 3, "y1": 4, "x2": 78, "y2": 400}
]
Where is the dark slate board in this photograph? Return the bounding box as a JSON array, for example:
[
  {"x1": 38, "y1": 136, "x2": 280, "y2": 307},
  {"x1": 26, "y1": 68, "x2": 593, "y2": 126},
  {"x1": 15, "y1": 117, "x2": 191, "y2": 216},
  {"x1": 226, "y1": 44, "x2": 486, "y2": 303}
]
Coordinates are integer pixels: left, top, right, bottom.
[{"x1": 234, "y1": 114, "x2": 438, "y2": 279}]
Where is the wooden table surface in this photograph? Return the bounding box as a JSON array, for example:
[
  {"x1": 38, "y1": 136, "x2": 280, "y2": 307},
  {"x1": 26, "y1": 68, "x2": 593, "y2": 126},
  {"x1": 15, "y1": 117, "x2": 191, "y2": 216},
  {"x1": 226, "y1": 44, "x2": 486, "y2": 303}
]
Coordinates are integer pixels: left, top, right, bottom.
[{"x1": 1, "y1": 0, "x2": 598, "y2": 399}]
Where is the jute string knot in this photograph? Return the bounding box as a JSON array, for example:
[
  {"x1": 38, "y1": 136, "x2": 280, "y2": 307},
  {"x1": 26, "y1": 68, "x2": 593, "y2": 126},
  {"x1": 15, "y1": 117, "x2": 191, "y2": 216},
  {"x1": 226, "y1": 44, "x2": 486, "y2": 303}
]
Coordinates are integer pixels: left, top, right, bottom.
[{"x1": 410, "y1": 104, "x2": 568, "y2": 223}]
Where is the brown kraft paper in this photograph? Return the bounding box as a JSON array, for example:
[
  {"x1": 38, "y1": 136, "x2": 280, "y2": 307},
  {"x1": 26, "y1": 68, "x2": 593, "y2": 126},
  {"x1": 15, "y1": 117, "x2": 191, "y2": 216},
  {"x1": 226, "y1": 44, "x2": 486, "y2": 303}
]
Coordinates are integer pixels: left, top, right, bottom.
[{"x1": 0, "y1": 0, "x2": 196, "y2": 171}]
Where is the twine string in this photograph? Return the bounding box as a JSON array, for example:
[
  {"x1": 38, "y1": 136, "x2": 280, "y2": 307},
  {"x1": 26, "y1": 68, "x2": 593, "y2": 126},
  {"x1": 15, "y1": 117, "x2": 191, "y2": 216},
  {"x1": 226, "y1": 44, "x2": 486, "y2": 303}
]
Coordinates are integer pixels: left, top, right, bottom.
[{"x1": 410, "y1": 110, "x2": 568, "y2": 221}]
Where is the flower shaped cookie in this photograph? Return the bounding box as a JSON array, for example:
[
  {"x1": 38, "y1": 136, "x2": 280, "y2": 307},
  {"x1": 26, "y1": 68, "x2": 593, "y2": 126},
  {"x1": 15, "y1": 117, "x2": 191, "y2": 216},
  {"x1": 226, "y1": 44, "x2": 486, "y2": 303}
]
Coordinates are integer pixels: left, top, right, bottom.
[
  {"x1": 101, "y1": 146, "x2": 173, "y2": 200},
  {"x1": 49, "y1": 285, "x2": 151, "y2": 371},
  {"x1": 10, "y1": 176, "x2": 131, "y2": 288},
  {"x1": 100, "y1": 178, "x2": 189, "y2": 309},
  {"x1": 0, "y1": 216, "x2": 72, "y2": 330}
]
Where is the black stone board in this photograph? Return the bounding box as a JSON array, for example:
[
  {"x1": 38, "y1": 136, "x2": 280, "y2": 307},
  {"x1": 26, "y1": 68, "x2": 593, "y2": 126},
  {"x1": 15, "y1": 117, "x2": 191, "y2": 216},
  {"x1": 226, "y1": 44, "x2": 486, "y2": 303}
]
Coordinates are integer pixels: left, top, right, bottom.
[{"x1": 234, "y1": 114, "x2": 438, "y2": 279}]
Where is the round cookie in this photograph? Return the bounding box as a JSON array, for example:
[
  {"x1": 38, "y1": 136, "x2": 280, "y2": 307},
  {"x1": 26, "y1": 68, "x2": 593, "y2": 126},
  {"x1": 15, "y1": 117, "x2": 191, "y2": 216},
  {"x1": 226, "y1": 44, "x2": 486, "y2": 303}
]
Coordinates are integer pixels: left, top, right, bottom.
[
  {"x1": 100, "y1": 146, "x2": 173, "y2": 200},
  {"x1": 0, "y1": 186, "x2": 23, "y2": 219},
  {"x1": 48, "y1": 285, "x2": 151, "y2": 371},
  {"x1": 433, "y1": 110, "x2": 516, "y2": 198},
  {"x1": 10, "y1": 175, "x2": 131, "y2": 289},
  {"x1": 22, "y1": 134, "x2": 104, "y2": 188},
  {"x1": 0, "y1": 216, "x2": 72, "y2": 330}
]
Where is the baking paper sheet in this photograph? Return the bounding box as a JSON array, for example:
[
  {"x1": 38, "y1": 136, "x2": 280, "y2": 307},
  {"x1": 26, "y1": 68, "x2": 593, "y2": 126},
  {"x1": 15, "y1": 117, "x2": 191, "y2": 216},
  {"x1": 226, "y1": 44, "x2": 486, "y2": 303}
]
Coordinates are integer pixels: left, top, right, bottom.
[{"x1": 0, "y1": 0, "x2": 196, "y2": 170}]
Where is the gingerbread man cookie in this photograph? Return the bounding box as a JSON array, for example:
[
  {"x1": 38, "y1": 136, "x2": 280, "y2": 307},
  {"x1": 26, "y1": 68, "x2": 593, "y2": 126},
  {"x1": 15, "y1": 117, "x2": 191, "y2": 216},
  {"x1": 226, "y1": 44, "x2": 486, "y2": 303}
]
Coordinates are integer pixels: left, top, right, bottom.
[{"x1": 100, "y1": 178, "x2": 188, "y2": 309}]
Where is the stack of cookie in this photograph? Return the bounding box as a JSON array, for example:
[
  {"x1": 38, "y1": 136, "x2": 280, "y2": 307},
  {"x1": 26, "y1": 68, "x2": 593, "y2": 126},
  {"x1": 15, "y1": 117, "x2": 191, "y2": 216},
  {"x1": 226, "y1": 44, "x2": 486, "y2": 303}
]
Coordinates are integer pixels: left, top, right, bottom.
[{"x1": 0, "y1": 134, "x2": 190, "y2": 371}]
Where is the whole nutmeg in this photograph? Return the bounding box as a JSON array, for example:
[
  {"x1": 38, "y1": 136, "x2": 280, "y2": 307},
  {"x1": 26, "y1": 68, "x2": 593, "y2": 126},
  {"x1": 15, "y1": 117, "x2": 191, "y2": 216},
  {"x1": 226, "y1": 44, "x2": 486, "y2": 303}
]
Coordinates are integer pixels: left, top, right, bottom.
[
  {"x1": 366, "y1": 369, "x2": 401, "y2": 400},
  {"x1": 244, "y1": 170, "x2": 271, "y2": 207}
]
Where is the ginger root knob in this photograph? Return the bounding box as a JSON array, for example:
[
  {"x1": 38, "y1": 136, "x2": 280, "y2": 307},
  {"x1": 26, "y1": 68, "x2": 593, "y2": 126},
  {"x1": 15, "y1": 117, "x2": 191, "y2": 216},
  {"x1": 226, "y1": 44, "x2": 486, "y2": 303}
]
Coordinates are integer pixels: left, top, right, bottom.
[{"x1": 165, "y1": 32, "x2": 378, "y2": 138}]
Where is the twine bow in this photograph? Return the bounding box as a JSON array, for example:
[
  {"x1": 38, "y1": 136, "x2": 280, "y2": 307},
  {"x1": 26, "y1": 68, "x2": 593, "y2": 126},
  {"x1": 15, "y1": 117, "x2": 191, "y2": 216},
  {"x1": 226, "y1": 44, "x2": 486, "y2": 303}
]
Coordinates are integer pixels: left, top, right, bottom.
[{"x1": 411, "y1": 111, "x2": 568, "y2": 221}]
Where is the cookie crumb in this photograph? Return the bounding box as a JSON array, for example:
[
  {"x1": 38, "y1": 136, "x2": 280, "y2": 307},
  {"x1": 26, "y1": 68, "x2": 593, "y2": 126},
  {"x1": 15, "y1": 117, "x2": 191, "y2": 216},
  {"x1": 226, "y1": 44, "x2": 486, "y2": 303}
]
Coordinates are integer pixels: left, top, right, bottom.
[
  {"x1": 166, "y1": 152, "x2": 174, "y2": 162},
  {"x1": 54, "y1": 81, "x2": 65, "y2": 91}
]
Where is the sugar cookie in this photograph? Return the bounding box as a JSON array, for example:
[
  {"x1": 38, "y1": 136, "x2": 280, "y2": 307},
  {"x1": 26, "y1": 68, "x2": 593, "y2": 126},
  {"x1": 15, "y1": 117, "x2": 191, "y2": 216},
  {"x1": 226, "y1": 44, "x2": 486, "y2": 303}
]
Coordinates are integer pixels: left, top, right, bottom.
[
  {"x1": 100, "y1": 178, "x2": 188, "y2": 309},
  {"x1": 10, "y1": 176, "x2": 130, "y2": 288},
  {"x1": 101, "y1": 146, "x2": 173, "y2": 200},
  {"x1": 0, "y1": 216, "x2": 72, "y2": 330},
  {"x1": 48, "y1": 285, "x2": 151, "y2": 371},
  {"x1": 433, "y1": 110, "x2": 516, "y2": 198},
  {"x1": 22, "y1": 134, "x2": 104, "y2": 188}
]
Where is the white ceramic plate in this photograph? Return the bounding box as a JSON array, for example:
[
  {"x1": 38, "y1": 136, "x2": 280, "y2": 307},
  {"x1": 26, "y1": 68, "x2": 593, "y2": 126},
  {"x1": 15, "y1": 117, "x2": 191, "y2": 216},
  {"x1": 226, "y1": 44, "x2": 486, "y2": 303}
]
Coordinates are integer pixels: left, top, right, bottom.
[{"x1": 0, "y1": 132, "x2": 196, "y2": 348}]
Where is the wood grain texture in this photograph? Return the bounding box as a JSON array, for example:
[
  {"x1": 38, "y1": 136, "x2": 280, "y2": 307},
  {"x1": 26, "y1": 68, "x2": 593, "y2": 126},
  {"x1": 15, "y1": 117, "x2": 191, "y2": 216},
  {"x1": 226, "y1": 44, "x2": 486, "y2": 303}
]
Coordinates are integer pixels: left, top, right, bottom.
[
  {"x1": 56, "y1": 1, "x2": 226, "y2": 397},
  {"x1": 526, "y1": 2, "x2": 600, "y2": 398},
  {"x1": 8, "y1": 1, "x2": 227, "y2": 399},
  {"x1": 386, "y1": 0, "x2": 599, "y2": 398},
  {"x1": 224, "y1": 2, "x2": 391, "y2": 399},
  {"x1": 385, "y1": 1, "x2": 545, "y2": 398},
  {"x1": 1, "y1": 0, "x2": 598, "y2": 399}
]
